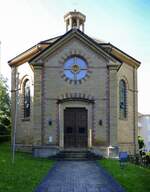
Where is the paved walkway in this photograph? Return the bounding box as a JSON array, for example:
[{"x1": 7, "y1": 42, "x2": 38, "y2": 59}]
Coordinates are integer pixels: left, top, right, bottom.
[{"x1": 35, "y1": 161, "x2": 125, "y2": 192}]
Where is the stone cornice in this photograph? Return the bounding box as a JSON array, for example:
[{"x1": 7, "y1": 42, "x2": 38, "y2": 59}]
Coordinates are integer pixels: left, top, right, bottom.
[
  {"x1": 8, "y1": 44, "x2": 48, "y2": 67},
  {"x1": 102, "y1": 43, "x2": 141, "y2": 68},
  {"x1": 107, "y1": 61, "x2": 121, "y2": 71}
]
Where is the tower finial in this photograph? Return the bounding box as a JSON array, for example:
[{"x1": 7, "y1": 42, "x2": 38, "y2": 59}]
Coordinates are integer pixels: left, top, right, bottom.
[{"x1": 64, "y1": 10, "x2": 86, "y2": 32}]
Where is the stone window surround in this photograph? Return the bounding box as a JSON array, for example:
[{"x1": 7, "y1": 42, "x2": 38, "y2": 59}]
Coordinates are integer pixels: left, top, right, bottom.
[
  {"x1": 64, "y1": 56, "x2": 88, "y2": 81},
  {"x1": 59, "y1": 49, "x2": 92, "y2": 84},
  {"x1": 20, "y1": 75, "x2": 32, "y2": 121}
]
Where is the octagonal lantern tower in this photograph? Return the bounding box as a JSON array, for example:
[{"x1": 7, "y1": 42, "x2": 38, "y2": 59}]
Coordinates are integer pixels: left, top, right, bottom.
[{"x1": 64, "y1": 9, "x2": 86, "y2": 32}]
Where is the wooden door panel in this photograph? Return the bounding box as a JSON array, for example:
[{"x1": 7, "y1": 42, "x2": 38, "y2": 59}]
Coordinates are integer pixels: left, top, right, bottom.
[
  {"x1": 64, "y1": 109, "x2": 75, "y2": 148},
  {"x1": 64, "y1": 108, "x2": 87, "y2": 148},
  {"x1": 76, "y1": 108, "x2": 87, "y2": 147}
]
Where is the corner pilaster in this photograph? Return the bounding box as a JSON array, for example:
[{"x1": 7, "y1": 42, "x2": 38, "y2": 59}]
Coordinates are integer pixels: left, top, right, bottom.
[
  {"x1": 133, "y1": 67, "x2": 138, "y2": 154},
  {"x1": 33, "y1": 65, "x2": 43, "y2": 145},
  {"x1": 108, "y1": 61, "x2": 120, "y2": 146}
]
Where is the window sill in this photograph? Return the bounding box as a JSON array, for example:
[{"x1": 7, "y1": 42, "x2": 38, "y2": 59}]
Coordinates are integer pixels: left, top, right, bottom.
[
  {"x1": 119, "y1": 117, "x2": 128, "y2": 121},
  {"x1": 21, "y1": 118, "x2": 30, "y2": 121}
]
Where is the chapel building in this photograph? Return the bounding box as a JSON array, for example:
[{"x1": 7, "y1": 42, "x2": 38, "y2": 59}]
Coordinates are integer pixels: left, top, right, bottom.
[{"x1": 9, "y1": 10, "x2": 140, "y2": 157}]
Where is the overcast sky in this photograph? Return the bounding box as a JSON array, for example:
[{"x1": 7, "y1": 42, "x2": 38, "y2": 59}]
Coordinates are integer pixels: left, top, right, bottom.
[{"x1": 0, "y1": 0, "x2": 150, "y2": 114}]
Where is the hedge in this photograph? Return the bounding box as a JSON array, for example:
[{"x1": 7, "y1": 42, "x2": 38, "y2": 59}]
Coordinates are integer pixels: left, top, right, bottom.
[{"x1": 0, "y1": 135, "x2": 11, "y2": 143}]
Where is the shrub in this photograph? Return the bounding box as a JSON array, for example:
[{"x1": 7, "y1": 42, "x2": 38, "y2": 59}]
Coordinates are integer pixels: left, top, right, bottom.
[{"x1": 0, "y1": 135, "x2": 11, "y2": 143}]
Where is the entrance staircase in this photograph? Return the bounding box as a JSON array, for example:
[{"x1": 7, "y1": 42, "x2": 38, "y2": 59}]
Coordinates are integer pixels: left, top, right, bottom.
[{"x1": 50, "y1": 149, "x2": 102, "y2": 161}]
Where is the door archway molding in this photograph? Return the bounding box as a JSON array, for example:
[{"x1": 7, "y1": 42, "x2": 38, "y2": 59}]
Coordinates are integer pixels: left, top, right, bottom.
[{"x1": 58, "y1": 100, "x2": 93, "y2": 148}]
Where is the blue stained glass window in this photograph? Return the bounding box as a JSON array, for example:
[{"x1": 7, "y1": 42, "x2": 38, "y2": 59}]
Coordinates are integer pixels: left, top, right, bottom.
[
  {"x1": 64, "y1": 70, "x2": 74, "y2": 80},
  {"x1": 64, "y1": 57, "x2": 74, "y2": 69},
  {"x1": 76, "y1": 70, "x2": 87, "y2": 80},
  {"x1": 64, "y1": 56, "x2": 87, "y2": 80},
  {"x1": 119, "y1": 80, "x2": 127, "y2": 119},
  {"x1": 77, "y1": 58, "x2": 87, "y2": 69},
  {"x1": 24, "y1": 79, "x2": 30, "y2": 118}
]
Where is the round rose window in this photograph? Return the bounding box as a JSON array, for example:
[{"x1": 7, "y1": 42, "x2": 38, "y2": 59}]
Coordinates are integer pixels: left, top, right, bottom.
[{"x1": 64, "y1": 56, "x2": 88, "y2": 80}]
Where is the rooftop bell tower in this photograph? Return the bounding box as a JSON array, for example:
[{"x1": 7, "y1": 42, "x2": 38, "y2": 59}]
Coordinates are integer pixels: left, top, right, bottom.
[{"x1": 64, "y1": 10, "x2": 86, "y2": 32}]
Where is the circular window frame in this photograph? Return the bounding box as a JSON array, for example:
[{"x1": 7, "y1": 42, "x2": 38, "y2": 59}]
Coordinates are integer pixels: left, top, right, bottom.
[
  {"x1": 64, "y1": 56, "x2": 88, "y2": 81},
  {"x1": 59, "y1": 50, "x2": 92, "y2": 84}
]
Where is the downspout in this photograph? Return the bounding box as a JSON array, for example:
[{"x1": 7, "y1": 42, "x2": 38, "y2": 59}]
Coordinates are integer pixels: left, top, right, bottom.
[
  {"x1": 107, "y1": 67, "x2": 110, "y2": 146},
  {"x1": 41, "y1": 64, "x2": 44, "y2": 145},
  {"x1": 133, "y1": 67, "x2": 136, "y2": 154}
]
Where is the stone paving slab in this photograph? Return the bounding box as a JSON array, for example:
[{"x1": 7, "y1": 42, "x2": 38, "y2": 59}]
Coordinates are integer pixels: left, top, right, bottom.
[{"x1": 35, "y1": 161, "x2": 125, "y2": 192}]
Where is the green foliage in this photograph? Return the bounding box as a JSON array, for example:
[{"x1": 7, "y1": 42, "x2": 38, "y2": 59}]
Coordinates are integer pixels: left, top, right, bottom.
[
  {"x1": 138, "y1": 136, "x2": 145, "y2": 149},
  {"x1": 0, "y1": 135, "x2": 11, "y2": 142},
  {"x1": 146, "y1": 152, "x2": 150, "y2": 157},
  {"x1": 0, "y1": 75, "x2": 11, "y2": 142},
  {"x1": 0, "y1": 143, "x2": 55, "y2": 192},
  {"x1": 99, "y1": 159, "x2": 150, "y2": 192}
]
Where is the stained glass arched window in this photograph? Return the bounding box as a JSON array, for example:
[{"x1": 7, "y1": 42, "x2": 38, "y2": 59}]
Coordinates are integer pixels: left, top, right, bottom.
[
  {"x1": 119, "y1": 80, "x2": 127, "y2": 119},
  {"x1": 64, "y1": 56, "x2": 88, "y2": 80},
  {"x1": 24, "y1": 79, "x2": 30, "y2": 118}
]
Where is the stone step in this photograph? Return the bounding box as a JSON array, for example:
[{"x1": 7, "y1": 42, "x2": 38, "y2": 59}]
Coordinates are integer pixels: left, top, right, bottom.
[
  {"x1": 58, "y1": 153, "x2": 88, "y2": 158},
  {"x1": 57, "y1": 158, "x2": 89, "y2": 161},
  {"x1": 49, "y1": 150, "x2": 102, "y2": 160}
]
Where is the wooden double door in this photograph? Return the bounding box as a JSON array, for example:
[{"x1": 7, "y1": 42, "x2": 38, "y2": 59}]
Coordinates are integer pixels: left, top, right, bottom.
[{"x1": 64, "y1": 108, "x2": 88, "y2": 148}]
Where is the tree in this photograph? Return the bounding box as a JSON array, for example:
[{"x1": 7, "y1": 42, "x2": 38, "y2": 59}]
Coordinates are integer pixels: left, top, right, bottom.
[
  {"x1": 138, "y1": 136, "x2": 145, "y2": 149},
  {"x1": 138, "y1": 136, "x2": 145, "y2": 156},
  {"x1": 0, "y1": 75, "x2": 11, "y2": 142}
]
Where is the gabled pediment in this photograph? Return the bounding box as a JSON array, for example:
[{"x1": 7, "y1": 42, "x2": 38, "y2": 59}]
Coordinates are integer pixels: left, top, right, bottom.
[{"x1": 29, "y1": 29, "x2": 121, "y2": 66}]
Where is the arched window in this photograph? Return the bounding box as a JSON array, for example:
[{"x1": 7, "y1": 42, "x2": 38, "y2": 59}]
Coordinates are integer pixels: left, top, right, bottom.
[
  {"x1": 119, "y1": 80, "x2": 127, "y2": 119},
  {"x1": 24, "y1": 79, "x2": 30, "y2": 118}
]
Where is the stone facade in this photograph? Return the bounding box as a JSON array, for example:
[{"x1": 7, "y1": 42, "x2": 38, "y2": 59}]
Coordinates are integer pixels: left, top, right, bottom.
[{"x1": 9, "y1": 11, "x2": 140, "y2": 157}]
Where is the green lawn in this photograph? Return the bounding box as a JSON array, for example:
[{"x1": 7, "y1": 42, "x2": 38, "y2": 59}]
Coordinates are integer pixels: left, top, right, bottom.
[
  {"x1": 99, "y1": 159, "x2": 150, "y2": 192},
  {"x1": 0, "y1": 143, "x2": 55, "y2": 192}
]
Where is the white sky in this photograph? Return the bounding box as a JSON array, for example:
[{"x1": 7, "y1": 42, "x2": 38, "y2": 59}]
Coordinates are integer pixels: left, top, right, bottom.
[{"x1": 0, "y1": 0, "x2": 150, "y2": 114}]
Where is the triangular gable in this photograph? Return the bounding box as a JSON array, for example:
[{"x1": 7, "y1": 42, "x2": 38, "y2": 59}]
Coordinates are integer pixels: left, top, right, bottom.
[{"x1": 29, "y1": 29, "x2": 121, "y2": 66}]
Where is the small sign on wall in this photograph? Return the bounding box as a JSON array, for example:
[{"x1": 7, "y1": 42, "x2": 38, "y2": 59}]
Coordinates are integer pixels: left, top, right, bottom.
[{"x1": 48, "y1": 136, "x2": 53, "y2": 143}]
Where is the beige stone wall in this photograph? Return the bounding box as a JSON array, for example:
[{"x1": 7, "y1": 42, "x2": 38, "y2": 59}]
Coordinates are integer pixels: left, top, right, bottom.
[
  {"x1": 117, "y1": 63, "x2": 138, "y2": 154},
  {"x1": 42, "y1": 37, "x2": 109, "y2": 146},
  {"x1": 15, "y1": 63, "x2": 34, "y2": 145},
  {"x1": 11, "y1": 36, "x2": 138, "y2": 156},
  {"x1": 108, "y1": 65, "x2": 119, "y2": 147}
]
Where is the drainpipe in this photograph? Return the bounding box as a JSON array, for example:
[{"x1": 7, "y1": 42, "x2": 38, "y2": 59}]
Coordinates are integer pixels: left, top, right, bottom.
[
  {"x1": 133, "y1": 67, "x2": 137, "y2": 154},
  {"x1": 12, "y1": 71, "x2": 19, "y2": 163}
]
